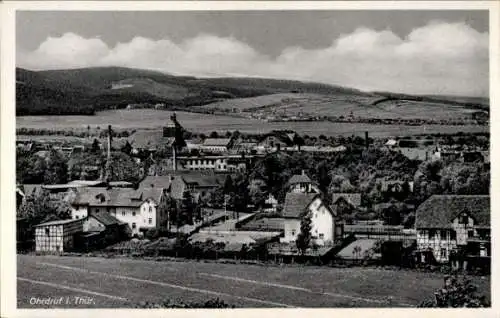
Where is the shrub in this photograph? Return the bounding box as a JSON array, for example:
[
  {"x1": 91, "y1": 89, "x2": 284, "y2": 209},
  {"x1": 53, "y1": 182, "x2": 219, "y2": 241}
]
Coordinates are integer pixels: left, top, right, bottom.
[{"x1": 418, "y1": 275, "x2": 490, "y2": 308}]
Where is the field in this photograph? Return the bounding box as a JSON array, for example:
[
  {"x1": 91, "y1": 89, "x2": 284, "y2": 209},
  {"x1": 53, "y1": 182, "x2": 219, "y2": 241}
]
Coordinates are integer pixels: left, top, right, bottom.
[
  {"x1": 199, "y1": 93, "x2": 482, "y2": 121},
  {"x1": 17, "y1": 254, "x2": 490, "y2": 308},
  {"x1": 16, "y1": 110, "x2": 488, "y2": 138}
]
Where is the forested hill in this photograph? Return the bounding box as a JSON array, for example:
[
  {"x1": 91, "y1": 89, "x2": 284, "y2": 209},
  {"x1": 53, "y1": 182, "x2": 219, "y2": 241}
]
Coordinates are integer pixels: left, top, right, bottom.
[{"x1": 16, "y1": 67, "x2": 370, "y2": 116}]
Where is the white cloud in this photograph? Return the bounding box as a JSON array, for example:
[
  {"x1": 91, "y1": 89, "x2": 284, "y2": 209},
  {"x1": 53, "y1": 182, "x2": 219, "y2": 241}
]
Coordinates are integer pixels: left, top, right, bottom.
[{"x1": 18, "y1": 22, "x2": 489, "y2": 96}]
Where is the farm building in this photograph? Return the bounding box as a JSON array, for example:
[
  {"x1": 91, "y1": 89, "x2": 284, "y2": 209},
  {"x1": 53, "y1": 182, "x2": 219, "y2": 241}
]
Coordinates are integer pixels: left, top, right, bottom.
[
  {"x1": 35, "y1": 219, "x2": 84, "y2": 253},
  {"x1": 415, "y1": 195, "x2": 490, "y2": 266}
]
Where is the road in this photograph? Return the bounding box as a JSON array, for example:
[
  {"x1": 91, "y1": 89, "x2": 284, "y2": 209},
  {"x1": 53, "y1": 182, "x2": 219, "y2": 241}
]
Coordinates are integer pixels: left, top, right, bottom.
[{"x1": 16, "y1": 254, "x2": 490, "y2": 308}]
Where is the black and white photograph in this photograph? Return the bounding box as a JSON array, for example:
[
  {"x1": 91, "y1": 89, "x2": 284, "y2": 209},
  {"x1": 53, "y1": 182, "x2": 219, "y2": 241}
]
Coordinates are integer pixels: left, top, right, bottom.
[{"x1": 1, "y1": 1, "x2": 497, "y2": 314}]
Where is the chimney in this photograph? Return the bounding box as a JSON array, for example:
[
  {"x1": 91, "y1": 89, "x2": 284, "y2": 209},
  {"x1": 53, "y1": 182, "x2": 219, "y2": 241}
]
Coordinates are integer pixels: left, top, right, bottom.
[
  {"x1": 301, "y1": 169, "x2": 305, "y2": 176},
  {"x1": 365, "y1": 131, "x2": 369, "y2": 149}
]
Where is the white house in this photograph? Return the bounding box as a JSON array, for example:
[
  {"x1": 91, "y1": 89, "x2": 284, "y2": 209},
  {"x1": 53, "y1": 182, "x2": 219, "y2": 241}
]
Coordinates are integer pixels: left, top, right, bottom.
[
  {"x1": 70, "y1": 187, "x2": 167, "y2": 236},
  {"x1": 199, "y1": 138, "x2": 232, "y2": 153},
  {"x1": 280, "y1": 192, "x2": 337, "y2": 246},
  {"x1": 415, "y1": 195, "x2": 490, "y2": 263},
  {"x1": 287, "y1": 171, "x2": 321, "y2": 194}
]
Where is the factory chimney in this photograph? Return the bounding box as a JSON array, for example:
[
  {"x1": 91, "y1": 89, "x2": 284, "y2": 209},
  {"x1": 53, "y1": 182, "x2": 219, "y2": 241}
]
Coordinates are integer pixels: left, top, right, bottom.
[{"x1": 365, "y1": 131, "x2": 369, "y2": 149}]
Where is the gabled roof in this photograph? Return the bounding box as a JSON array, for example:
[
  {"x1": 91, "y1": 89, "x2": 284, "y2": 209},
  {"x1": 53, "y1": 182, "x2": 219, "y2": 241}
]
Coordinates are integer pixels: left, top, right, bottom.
[
  {"x1": 72, "y1": 187, "x2": 164, "y2": 207},
  {"x1": 331, "y1": 193, "x2": 362, "y2": 207},
  {"x1": 282, "y1": 192, "x2": 318, "y2": 218},
  {"x1": 90, "y1": 211, "x2": 122, "y2": 226},
  {"x1": 202, "y1": 138, "x2": 232, "y2": 146},
  {"x1": 287, "y1": 173, "x2": 312, "y2": 185},
  {"x1": 415, "y1": 195, "x2": 490, "y2": 229}
]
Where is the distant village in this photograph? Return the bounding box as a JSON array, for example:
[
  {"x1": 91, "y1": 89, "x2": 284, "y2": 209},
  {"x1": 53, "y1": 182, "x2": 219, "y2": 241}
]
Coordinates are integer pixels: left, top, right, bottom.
[{"x1": 16, "y1": 113, "x2": 490, "y2": 274}]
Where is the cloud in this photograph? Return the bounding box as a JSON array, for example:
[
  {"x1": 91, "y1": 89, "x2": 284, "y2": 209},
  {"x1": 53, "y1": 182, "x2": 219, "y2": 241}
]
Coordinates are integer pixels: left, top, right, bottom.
[{"x1": 18, "y1": 22, "x2": 489, "y2": 96}]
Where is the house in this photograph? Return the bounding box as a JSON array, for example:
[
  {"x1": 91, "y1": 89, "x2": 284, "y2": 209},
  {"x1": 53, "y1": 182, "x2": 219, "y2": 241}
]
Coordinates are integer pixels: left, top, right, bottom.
[
  {"x1": 377, "y1": 179, "x2": 414, "y2": 194},
  {"x1": 141, "y1": 172, "x2": 227, "y2": 200},
  {"x1": 262, "y1": 193, "x2": 278, "y2": 214},
  {"x1": 199, "y1": 138, "x2": 233, "y2": 153},
  {"x1": 287, "y1": 171, "x2": 321, "y2": 194},
  {"x1": 257, "y1": 131, "x2": 298, "y2": 151},
  {"x1": 331, "y1": 193, "x2": 362, "y2": 216},
  {"x1": 35, "y1": 218, "x2": 84, "y2": 253},
  {"x1": 70, "y1": 187, "x2": 167, "y2": 236},
  {"x1": 280, "y1": 192, "x2": 338, "y2": 246},
  {"x1": 415, "y1": 195, "x2": 490, "y2": 265},
  {"x1": 178, "y1": 154, "x2": 250, "y2": 173}
]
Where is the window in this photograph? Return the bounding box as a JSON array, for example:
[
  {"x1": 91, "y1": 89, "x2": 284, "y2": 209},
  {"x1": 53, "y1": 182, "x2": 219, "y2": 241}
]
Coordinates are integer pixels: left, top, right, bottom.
[
  {"x1": 75, "y1": 215, "x2": 79, "y2": 219},
  {"x1": 450, "y1": 230, "x2": 457, "y2": 240},
  {"x1": 319, "y1": 233, "x2": 324, "y2": 239},
  {"x1": 45, "y1": 228, "x2": 50, "y2": 236},
  {"x1": 468, "y1": 230, "x2": 474, "y2": 238},
  {"x1": 149, "y1": 207, "x2": 152, "y2": 213},
  {"x1": 429, "y1": 229, "x2": 436, "y2": 239},
  {"x1": 440, "y1": 248, "x2": 447, "y2": 259},
  {"x1": 132, "y1": 223, "x2": 136, "y2": 229},
  {"x1": 440, "y1": 230, "x2": 448, "y2": 240},
  {"x1": 76, "y1": 206, "x2": 79, "y2": 211},
  {"x1": 148, "y1": 218, "x2": 152, "y2": 224},
  {"x1": 95, "y1": 209, "x2": 99, "y2": 213},
  {"x1": 291, "y1": 230, "x2": 296, "y2": 236},
  {"x1": 132, "y1": 211, "x2": 136, "y2": 216},
  {"x1": 122, "y1": 211, "x2": 126, "y2": 216},
  {"x1": 460, "y1": 215, "x2": 469, "y2": 225}
]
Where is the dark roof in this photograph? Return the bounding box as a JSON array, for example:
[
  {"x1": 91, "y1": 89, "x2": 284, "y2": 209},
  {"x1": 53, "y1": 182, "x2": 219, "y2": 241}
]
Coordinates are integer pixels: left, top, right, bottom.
[
  {"x1": 36, "y1": 219, "x2": 82, "y2": 227},
  {"x1": 72, "y1": 187, "x2": 164, "y2": 207},
  {"x1": 140, "y1": 176, "x2": 173, "y2": 189},
  {"x1": 90, "y1": 211, "x2": 122, "y2": 226},
  {"x1": 282, "y1": 192, "x2": 318, "y2": 218},
  {"x1": 287, "y1": 173, "x2": 312, "y2": 185},
  {"x1": 415, "y1": 195, "x2": 490, "y2": 229},
  {"x1": 331, "y1": 193, "x2": 362, "y2": 207}
]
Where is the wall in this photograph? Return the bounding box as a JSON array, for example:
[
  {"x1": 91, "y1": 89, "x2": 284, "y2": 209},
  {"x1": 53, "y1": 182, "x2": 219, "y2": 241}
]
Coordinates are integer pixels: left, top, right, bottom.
[
  {"x1": 35, "y1": 220, "x2": 83, "y2": 252},
  {"x1": 71, "y1": 205, "x2": 88, "y2": 220},
  {"x1": 281, "y1": 219, "x2": 301, "y2": 244},
  {"x1": 416, "y1": 229, "x2": 458, "y2": 263},
  {"x1": 309, "y1": 197, "x2": 334, "y2": 245}
]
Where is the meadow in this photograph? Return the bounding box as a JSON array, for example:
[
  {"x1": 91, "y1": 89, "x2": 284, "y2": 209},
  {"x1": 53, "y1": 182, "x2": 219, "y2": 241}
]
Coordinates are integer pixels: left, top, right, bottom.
[
  {"x1": 17, "y1": 109, "x2": 488, "y2": 138},
  {"x1": 17, "y1": 254, "x2": 491, "y2": 308},
  {"x1": 199, "y1": 93, "x2": 481, "y2": 121}
]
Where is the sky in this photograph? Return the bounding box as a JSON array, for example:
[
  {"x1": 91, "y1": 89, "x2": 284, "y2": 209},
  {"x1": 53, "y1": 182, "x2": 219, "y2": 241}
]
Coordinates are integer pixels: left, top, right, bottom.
[{"x1": 16, "y1": 11, "x2": 489, "y2": 97}]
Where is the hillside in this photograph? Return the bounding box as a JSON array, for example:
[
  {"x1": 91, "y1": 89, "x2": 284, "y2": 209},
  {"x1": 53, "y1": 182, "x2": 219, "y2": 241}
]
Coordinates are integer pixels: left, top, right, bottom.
[
  {"x1": 16, "y1": 66, "x2": 489, "y2": 117},
  {"x1": 199, "y1": 92, "x2": 487, "y2": 122}
]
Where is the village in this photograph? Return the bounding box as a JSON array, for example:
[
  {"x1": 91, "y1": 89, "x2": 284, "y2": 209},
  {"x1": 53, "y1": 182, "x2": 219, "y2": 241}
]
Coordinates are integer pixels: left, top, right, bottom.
[{"x1": 16, "y1": 113, "x2": 490, "y2": 275}]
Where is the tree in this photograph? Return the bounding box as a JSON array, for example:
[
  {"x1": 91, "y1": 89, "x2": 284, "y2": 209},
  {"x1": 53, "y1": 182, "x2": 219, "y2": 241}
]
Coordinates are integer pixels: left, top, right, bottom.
[
  {"x1": 296, "y1": 209, "x2": 312, "y2": 255},
  {"x1": 247, "y1": 179, "x2": 267, "y2": 209},
  {"x1": 208, "y1": 187, "x2": 224, "y2": 208},
  {"x1": 91, "y1": 138, "x2": 101, "y2": 153},
  {"x1": 106, "y1": 152, "x2": 142, "y2": 183},
  {"x1": 121, "y1": 140, "x2": 133, "y2": 155},
  {"x1": 44, "y1": 149, "x2": 68, "y2": 185},
  {"x1": 179, "y1": 189, "x2": 195, "y2": 226},
  {"x1": 223, "y1": 175, "x2": 234, "y2": 194},
  {"x1": 209, "y1": 131, "x2": 219, "y2": 138}
]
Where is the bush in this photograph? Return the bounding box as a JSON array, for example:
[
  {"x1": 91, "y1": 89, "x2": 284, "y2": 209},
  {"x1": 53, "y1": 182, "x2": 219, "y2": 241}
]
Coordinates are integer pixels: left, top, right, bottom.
[
  {"x1": 418, "y1": 275, "x2": 490, "y2": 308},
  {"x1": 136, "y1": 298, "x2": 235, "y2": 308}
]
